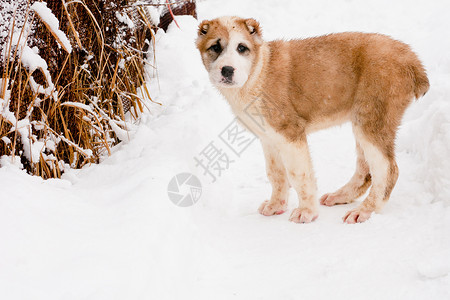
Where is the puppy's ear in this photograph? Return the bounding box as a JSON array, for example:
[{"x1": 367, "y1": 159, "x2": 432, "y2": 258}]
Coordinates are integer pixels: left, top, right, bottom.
[
  {"x1": 244, "y1": 18, "x2": 262, "y2": 36},
  {"x1": 198, "y1": 20, "x2": 210, "y2": 36}
]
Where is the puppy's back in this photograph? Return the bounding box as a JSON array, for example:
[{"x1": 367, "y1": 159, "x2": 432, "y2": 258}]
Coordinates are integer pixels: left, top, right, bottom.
[{"x1": 266, "y1": 32, "x2": 428, "y2": 104}]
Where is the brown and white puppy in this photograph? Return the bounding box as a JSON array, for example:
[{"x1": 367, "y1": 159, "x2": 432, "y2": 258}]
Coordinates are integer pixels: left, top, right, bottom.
[{"x1": 196, "y1": 16, "x2": 429, "y2": 224}]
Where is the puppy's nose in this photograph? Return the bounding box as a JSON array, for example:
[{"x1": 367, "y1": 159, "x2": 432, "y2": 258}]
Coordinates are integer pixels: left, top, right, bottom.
[{"x1": 221, "y1": 66, "x2": 235, "y2": 79}]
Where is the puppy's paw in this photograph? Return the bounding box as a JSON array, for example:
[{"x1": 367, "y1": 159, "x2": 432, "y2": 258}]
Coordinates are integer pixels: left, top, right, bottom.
[
  {"x1": 258, "y1": 200, "x2": 287, "y2": 216},
  {"x1": 320, "y1": 193, "x2": 353, "y2": 206},
  {"x1": 343, "y1": 207, "x2": 373, "y2": 224},
  {"x1": 289, "y1": 207, "x2": 318, "y2": 223}
]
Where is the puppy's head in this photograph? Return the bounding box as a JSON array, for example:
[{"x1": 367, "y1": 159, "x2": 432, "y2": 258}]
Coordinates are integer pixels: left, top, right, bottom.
[{"x1": 196, "y1": 16, "x2": 263, "y2": 89}]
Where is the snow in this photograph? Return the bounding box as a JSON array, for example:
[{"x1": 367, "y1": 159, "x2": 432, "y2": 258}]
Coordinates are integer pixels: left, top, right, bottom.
[
  {"x1": 59, "y1": 101, "x2": 132, "y2": 142},
  {"x1": 108, "y1": 119, "x2": 130, "y2": 142},
  {"x1": 1, "y1": 0, "x2": 450, "y2": 299},
  {"x1": 0, "y1": 78, "x2": 12, "y2": 114},
  {"x1": 21, "y1": 45, "x2": 55, "y2": 97},
  {"x1": 0, "y1": 154, "x2": 23, "y2": 169},
  {"x1": 20, "y1": 46, "x2": 48, "y2": 74},
  {"x1": 1, "y1": 136, "x2": 11, "y2": 145},
  {"x1": 60, "y1": 101, "x2": 94, "y2": 114},
  {"x1": 115, "y1": 11, "x2": 135, "y2": 29},
  {"x1": 14, "y1": 118, "x2": 45, "y2": 163},
  {"x1": 31, "y1": 1, "x2": 72, "y2": 53},
  {"x1": 0, "y1": 0, "x2": 29, "y2": 62},
  {"x1": 3, "y1": 43, "x2": 59, "y2": 164},
  {"x1": 132, "y1": 0, "x2": 164, "y2": 26},
  {"x1": 146, "y1": 6, "x2": 161, "y2": 27},
  {"x1": 398, "y1": 100, "x2": 450, "y2": 205}
]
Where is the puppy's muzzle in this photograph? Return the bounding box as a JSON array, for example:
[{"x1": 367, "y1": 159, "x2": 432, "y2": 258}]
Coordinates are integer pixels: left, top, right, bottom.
[{"x1": 221, "y1": 66, "x2": 235, "y2": 81}]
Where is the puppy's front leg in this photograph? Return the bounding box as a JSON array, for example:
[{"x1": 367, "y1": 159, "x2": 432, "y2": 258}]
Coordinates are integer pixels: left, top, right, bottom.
[
  {"x1": 258, "y1": 142, "x2": 289, "y2": 216},
  {"x1": 279, "y1": 138, "x2": 318, "y2": 223}
]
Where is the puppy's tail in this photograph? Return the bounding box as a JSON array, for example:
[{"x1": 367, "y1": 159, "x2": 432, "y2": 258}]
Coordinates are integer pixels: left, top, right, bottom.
[{"x1": 410, "y1": 62, "x2": 430, "y2": 99}]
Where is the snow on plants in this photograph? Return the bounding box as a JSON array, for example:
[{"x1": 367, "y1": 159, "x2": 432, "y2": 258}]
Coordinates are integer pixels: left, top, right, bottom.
[{"x1": 31, "y1": 1, "x2": 72, "y2": 53}]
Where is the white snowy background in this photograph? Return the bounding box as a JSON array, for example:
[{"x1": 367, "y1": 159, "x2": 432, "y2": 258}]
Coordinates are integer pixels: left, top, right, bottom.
[{"x1": 1, "y1": 0, "x2": 450, "y2": 299}]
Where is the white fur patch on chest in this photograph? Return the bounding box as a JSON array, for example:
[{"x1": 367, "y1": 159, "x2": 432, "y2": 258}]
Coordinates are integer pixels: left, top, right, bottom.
[{"x1": 223, "y1": 92, "x2": 282, "y2": 141}]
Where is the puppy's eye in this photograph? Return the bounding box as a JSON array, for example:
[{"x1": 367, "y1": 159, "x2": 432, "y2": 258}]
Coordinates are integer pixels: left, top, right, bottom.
[
  {"x1": 208, "y1": 43, "x2": 222, "y2": 53},
  {"x1": 237, "y1": 44, "x2": 249, "y2": 53}
]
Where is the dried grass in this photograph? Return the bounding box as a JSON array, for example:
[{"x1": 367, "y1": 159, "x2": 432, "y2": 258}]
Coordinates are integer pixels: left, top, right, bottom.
[{"x1": 0, "y1": 0, "x2": 158, "y2": 178}]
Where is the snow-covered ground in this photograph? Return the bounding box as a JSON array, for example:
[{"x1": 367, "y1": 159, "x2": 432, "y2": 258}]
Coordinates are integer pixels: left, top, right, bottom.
[{"x1": 1, "y1": 0, "x2": 450, "y2": 299}]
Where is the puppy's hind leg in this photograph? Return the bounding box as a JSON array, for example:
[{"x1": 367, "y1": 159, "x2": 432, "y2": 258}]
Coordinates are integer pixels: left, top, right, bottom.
[
  {"x1": 343, "y1": 126, "x2": 399, "y2": 223},
  {"x1": 258, "y1": 142, "x2": 290, "y2": 216},
  {"x1": 320, "y1": 142, "x2": 372, "y2": 206}
]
